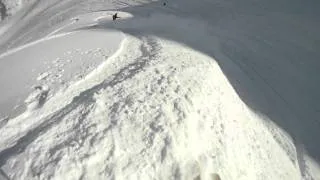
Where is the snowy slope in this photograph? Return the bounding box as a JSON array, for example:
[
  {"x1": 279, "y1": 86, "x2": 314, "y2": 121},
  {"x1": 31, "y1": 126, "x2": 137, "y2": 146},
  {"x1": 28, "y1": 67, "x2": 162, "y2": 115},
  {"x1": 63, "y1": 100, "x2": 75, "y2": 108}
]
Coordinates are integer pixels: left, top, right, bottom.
[{"x1": 0, "y1": 0, "x2": 320, "y2": 180}]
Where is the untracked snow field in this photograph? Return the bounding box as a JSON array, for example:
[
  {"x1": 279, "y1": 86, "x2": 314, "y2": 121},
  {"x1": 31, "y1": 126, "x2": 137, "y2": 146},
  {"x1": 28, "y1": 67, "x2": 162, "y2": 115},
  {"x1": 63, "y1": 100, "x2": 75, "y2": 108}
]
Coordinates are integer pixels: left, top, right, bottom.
[{"x1": 0, "y1": 0, "x2": 320, "y2": 180}]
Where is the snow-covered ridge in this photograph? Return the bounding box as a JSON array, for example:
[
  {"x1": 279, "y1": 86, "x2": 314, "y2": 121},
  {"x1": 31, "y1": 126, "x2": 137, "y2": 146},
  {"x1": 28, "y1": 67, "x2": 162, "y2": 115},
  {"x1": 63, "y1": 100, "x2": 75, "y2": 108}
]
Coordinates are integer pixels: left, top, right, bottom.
[{"x1": 0, "y1": 12, "x2": 298, "y2": 179}]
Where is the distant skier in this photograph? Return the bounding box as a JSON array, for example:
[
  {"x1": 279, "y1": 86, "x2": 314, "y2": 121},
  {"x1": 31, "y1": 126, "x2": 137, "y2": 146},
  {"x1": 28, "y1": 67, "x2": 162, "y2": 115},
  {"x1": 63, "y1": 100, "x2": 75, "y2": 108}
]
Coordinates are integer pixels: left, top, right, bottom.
[{"x1": 112, "y1": 13, "x2": 119, "y2": 21}]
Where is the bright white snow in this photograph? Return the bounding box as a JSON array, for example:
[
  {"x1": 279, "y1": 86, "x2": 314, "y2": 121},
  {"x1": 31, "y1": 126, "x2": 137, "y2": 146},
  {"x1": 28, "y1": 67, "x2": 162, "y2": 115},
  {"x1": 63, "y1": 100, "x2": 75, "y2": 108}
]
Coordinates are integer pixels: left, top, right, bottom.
[{"x1": 0, "y1": 0, "x2": 319, "y2": 180}]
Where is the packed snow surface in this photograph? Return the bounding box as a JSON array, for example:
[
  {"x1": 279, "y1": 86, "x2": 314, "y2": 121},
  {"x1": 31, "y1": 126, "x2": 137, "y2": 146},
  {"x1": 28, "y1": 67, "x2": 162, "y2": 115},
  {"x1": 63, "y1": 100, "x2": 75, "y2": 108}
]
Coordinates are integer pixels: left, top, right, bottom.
[{"x1": 0, "y1": 0, "x2": 320, "y2": 180}]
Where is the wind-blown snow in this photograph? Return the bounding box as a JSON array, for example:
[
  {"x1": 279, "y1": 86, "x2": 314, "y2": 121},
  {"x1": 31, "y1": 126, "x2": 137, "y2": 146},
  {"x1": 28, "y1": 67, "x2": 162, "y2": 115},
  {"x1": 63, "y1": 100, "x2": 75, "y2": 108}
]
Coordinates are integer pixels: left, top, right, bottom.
[{"x1": 0, "y1": 0, "x2": 320, "y2": 180}]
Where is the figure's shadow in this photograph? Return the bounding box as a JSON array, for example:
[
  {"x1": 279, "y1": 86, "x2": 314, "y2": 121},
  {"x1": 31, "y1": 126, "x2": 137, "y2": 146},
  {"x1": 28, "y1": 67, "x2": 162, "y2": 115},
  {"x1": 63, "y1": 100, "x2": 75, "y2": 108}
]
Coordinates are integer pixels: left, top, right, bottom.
[{"x1": 91, "y1": 0, "x2": 320, "y2": 164}]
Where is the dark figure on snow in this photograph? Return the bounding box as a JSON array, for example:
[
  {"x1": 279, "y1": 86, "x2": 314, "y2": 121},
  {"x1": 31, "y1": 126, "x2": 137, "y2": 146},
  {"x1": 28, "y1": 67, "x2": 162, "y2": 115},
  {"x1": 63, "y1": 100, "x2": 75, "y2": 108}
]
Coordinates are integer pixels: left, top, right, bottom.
[
  {"x1": 163, "y1": 2, "x2": 166, "y2": 6},
  {"x1": 112, "y1": 13, "x2": 119, "y2": 21}
]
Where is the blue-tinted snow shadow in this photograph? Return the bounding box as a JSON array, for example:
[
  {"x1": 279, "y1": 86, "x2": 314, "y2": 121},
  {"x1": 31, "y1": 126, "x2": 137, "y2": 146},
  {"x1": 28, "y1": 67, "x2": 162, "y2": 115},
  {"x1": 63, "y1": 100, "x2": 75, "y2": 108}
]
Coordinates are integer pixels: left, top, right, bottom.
[{"x1": 90, "y1": 0, "x2": 320, "y2": 164}]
